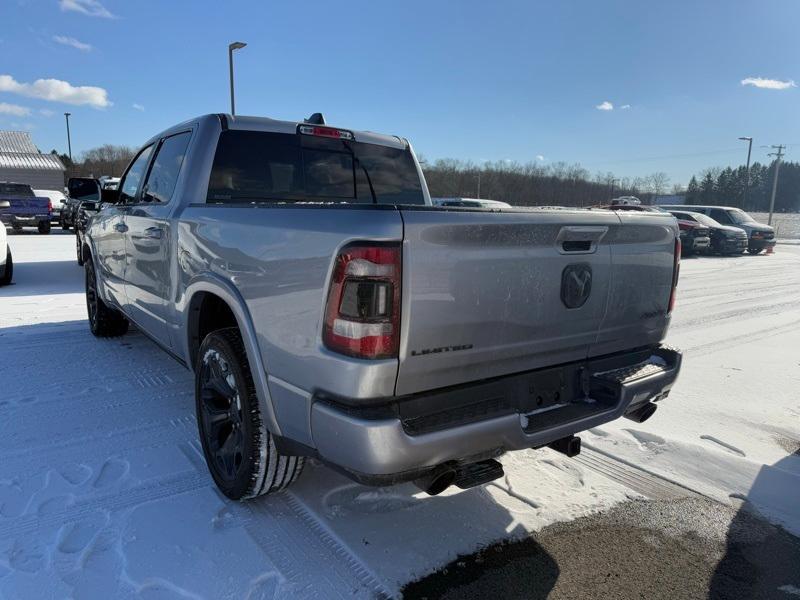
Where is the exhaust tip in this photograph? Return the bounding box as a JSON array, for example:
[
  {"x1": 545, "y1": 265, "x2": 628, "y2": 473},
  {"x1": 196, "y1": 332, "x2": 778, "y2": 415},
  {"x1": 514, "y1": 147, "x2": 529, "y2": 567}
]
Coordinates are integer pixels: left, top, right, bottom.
[
  {"x1": 625, "y1": 402, "x2": 658, "y2": 423},
  {"x1": 414, "y1": 469, "x2": 456, "y2": 496}
]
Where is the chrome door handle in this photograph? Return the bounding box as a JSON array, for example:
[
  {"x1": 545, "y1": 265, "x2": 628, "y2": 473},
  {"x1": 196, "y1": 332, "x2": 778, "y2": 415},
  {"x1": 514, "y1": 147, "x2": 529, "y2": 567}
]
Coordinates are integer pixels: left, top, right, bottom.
[
  {"x1": 144, "y1": 226, "x2": 163, "y2": 239},
  {"x1": 114, "y1": 222, "x2": 128, "y2": 233}
]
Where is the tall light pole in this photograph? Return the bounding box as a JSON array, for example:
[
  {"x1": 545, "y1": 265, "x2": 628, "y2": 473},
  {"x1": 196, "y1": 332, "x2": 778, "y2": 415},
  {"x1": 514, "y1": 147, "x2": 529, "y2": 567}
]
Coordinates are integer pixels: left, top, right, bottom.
[
  {"x1": 738, "y1": 136, "x2": 752, "y2": 208},
  {"x1": 767, "y1": 144, "x2": 785, "y2": 226},
  {"x1": 475, "y1": 172, "x2": 481, "y2": 199},
  {"x1": 228, "y1": 41, "x2": 247, "y2": 116},
  {"x1": 64, "y1": 112, "x2": 72, "y2": 164}
]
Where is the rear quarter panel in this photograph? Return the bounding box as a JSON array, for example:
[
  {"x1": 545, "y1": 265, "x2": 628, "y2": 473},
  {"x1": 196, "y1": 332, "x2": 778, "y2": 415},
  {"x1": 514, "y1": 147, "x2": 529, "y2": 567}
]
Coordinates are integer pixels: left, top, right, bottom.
[{"x1": 175, "y1": 205, "x2": 404, "y2": 404}]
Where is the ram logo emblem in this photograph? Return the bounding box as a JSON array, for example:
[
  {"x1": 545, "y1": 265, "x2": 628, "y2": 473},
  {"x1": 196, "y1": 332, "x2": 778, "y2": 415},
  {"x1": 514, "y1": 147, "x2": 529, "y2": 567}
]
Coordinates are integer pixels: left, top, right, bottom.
[{"x1": 561, "y1": 264, "x2": 592, "y2": 309}]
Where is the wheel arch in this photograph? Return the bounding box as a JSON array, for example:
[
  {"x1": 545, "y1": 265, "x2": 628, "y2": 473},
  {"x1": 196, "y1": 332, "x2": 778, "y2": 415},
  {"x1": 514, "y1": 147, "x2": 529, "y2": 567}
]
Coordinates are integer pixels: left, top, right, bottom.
[{"x1": 182, "y1": 274, "x2": 282, "y2": 436}]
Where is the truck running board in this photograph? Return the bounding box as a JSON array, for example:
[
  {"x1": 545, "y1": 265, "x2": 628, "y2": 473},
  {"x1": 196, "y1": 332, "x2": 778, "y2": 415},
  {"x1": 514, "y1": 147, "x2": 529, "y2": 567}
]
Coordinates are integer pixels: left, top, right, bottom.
[{"x1": 454, "y1": 458, "x2": 504, "y2": 490}]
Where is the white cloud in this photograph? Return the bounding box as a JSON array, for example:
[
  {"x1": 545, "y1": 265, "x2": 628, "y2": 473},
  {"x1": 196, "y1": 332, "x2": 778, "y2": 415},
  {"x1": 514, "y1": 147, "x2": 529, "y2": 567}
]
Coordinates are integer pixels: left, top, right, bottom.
[
  {"x1": 0, "y1": 74, "x2": 111, "y2": 108},
  {"x1": 595, "y1": 101, "x2": 614, "y2": 111},
  {"x1": 58, "y1": 0, "x2": 116, "y2": 18},
  {"x1": 740, "y1": 77, "x2": 796, "y2": 90},
  {"x1": 0, "y1": 102, "x2": 31, "y2": 117},
  {"x1": 535, "y1": 154, "x2": 545, "y2": 161},
  {"x1": 53, "y1": 35, "x2": 92, "y2": 52},
  {"x1": 40, "y1": 109, "x2": 55, "y2": 117},
  {"x1": 132, "y1": 103, "x2": 144, "y2": 111},
  {"x1": 620, "y1": 104, "x2": 631, "y2": 109}
]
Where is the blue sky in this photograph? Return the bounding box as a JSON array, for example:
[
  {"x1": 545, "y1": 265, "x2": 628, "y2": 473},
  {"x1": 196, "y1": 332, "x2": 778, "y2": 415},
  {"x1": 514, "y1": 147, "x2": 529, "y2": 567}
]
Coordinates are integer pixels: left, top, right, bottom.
[{"x1": 2, "y1": 0, "x2": 799, "y2": 186}]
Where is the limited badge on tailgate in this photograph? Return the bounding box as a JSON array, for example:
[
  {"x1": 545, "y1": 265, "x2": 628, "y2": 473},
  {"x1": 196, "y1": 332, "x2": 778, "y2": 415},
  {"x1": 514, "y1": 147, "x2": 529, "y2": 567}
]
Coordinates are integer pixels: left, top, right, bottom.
[{"x1": 561, "y1": 263, "x2": 592, "y2": 309}]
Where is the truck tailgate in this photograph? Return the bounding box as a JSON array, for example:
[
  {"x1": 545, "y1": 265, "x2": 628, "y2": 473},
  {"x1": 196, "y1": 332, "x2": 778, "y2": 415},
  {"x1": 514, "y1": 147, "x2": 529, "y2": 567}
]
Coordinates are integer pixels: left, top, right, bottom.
[
  {"x1": 396, "y1": 208, "x2": 620, "y2": 395},
  {"x1": 0, "y1": 197, "x2": 50, "y2": 219}
]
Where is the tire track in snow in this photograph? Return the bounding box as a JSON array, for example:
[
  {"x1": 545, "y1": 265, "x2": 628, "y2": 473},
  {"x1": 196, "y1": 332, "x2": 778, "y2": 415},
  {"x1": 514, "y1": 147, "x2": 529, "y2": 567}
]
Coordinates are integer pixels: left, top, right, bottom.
[{"x1": 574, "y1": 445, "x2": 707, "y2": 501}]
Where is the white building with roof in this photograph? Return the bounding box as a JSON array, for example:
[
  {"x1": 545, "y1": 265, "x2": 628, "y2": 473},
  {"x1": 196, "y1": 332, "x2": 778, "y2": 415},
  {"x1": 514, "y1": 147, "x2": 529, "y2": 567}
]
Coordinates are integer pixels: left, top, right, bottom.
[{"x1": 0, "y1": 131, "x2": 66, "y2": 191}]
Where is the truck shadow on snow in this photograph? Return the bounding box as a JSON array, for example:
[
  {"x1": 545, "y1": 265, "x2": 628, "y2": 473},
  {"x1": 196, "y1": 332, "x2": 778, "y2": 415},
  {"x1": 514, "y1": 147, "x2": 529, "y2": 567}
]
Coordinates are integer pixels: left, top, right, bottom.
[
  {"x1": 708, "y1": 451, "x2": 800, "y2": 599},
  {"x1": 0, "y1": 259, "x2": 82, "y2": 298}
]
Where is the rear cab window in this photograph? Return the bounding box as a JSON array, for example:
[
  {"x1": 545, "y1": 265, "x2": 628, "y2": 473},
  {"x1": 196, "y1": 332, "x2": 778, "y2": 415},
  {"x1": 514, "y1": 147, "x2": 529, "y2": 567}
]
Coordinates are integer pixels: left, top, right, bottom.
[
  {"x1": 0, "y1": 183, "x2": 34, "y2": 197},
  {"x1": 206, "y1": 129, "x2": 424, "y2": 206}
]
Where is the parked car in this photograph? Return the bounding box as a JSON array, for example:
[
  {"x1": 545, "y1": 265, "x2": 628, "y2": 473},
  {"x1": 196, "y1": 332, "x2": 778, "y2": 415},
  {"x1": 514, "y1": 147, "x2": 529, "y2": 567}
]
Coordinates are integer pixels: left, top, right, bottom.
[
  {"x1": 592, "y1": 204, "x2": 665, "y2": 213},
  {"x1": 0, "y1": 200, "x2": 12, "y2": 285},
  {"x1": 660, "y1": 205, "x2": 775, "y2": 254},
  {"x1": 432, "y1": 197, "x2": 512, "y2": 208},
  {"x1": 76, "y1": 113, "x2": 682, "y2": 501},
  {"x1": 609, "y1": 196, "x2": 641, "y2": 206},
  {"x1": 62, "y1": 178, "x2": 102, "y2": 230},
  {"x1": 74, "y1": 198, "x2": 103, "y2": 266},
  {"x1": 34, "y1": 188, "x2": 68, "y2": 229},
  {"x1": 0, "y1": 182, "x2": 53, "y2": 234},
  {"x1": 675, "y1": 218, "x2": 711, "y2": 256},
  {"x1": 666, "y1": 210, "x2": 747, "y2": 255}
]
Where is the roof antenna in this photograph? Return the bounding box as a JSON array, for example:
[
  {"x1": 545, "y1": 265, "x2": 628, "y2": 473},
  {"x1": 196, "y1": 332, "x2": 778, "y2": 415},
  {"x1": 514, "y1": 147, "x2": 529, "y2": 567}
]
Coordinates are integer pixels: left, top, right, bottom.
[{"x1": 304, "y1": 113, "x2": 326, "y2": 125}]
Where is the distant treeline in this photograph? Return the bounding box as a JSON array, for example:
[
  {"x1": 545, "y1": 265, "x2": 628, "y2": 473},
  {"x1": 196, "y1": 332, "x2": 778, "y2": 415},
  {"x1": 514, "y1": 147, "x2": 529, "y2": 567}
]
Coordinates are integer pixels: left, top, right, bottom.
[
  {"x1": 420, "y1": 158, "x2": 668, "y2": 207},
  {"x1": 51, "y1": 145, "x2": 799, "y2": 213},
  {"x1": 685, "y1": 162, "x2": 800, "y2": 212}
]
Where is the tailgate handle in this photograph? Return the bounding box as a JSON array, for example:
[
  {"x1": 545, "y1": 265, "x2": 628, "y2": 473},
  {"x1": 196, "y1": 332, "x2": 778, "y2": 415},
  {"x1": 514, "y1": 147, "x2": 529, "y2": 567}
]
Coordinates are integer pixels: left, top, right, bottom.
[{"x1": 557, "y1": 226, "x2": 608, "y2": 254}]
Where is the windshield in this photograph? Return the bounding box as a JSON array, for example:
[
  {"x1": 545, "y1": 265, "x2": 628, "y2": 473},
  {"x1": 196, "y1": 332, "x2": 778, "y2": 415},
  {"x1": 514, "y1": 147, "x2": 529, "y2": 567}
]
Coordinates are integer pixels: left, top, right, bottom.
[
  {"x1": 727, "y1": 208, "x2": 756, "y2": 224},
  {"x1": 207, "y1": 130, "x2": 424, "y2": 205},
  {"x1": 690, "y1": 213, "x2": 722, "y2": 227}
]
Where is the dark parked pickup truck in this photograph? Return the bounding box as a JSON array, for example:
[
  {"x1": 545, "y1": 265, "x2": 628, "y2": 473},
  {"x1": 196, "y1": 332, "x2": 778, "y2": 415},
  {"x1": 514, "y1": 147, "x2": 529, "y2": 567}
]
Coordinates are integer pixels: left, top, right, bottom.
[{"x1": 0, "y1": 182, "x2": 53, "y2": 234}]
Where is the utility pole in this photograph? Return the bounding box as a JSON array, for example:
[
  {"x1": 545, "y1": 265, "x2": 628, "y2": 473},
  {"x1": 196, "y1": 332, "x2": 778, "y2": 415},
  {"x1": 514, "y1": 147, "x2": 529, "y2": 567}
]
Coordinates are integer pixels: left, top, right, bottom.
[
  {"x1": 766, "y1": 144, "x2": 785, "y2": 226},
  {"x1": 609, "y1": 178, "x2": 618, "y2": 201},
  {"x1": 64, "y1": 112, "x2": 72, "y2": 163},
  {"x1": 475, "y1": 172, "x2": 481, "y2": 199},
  {"x1": 228, "y1": 41, "x2": 247, "y2": 116},
  {"x1": 738, "y1": 136, "x2": 752, "y2": 208}
]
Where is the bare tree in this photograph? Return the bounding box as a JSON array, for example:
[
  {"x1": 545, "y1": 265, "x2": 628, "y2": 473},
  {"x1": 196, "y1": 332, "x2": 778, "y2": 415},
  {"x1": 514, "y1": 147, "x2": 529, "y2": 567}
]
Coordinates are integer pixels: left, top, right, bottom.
[{"x1": 78, "y1": 144, "x2": 136, "y2": 177}]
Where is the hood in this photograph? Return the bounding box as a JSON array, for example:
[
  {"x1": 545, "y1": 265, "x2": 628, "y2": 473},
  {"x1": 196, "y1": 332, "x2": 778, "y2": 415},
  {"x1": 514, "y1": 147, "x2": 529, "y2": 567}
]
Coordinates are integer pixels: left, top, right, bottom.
[
  {"x1": 716, "y1": 224, "x2": 748, "y2": 236},
  {"x1": 747, "y1": 223, "x2": 774, "y2": 234}
]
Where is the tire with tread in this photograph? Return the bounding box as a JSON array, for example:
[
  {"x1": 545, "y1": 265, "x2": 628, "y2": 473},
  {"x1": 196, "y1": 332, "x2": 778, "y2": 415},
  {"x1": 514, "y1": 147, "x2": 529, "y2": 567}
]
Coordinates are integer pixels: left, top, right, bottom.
[
  {"x1": 748, "y1": 247, "x2": 764, "y2": 255},
  {"x1": 195, "y1": 327, "x2": 305, "y2": 500},
  {"x1": 85, "y1": 258, "x2": 129, "y2": 337},
  {"x1": 38, "y1": 221, "x2": 51, "y2": 235},
  {"x1": 0, "y1": 248, "x2": 12, "y2": 286}
]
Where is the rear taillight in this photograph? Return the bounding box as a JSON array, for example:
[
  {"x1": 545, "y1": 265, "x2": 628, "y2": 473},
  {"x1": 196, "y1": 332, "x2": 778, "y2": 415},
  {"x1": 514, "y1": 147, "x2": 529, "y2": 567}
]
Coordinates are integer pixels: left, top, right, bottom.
[
  {"x1": 668, "y1": 237, "x2": 681, "y2": 313},
  {"x1": 323, "y1": 243, "x2": 401, "y2": 359},
  {"x1": 47, "y1": 200, "x2": 53, "y2": 214}
]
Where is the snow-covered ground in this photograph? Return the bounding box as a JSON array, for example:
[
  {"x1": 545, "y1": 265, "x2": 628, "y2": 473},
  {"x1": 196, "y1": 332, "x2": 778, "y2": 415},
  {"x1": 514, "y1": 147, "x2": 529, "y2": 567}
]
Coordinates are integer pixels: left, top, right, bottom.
[{"x1": 1, "y1": 232, "x2": 798, "y2": 599}]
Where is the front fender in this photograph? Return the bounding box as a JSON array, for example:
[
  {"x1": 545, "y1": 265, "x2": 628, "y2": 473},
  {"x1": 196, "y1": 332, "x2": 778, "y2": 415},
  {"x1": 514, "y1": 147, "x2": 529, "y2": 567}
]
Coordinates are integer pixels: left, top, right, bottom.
[{"x1": 181, "y1": 273, "x2": 282, "y2": 436}]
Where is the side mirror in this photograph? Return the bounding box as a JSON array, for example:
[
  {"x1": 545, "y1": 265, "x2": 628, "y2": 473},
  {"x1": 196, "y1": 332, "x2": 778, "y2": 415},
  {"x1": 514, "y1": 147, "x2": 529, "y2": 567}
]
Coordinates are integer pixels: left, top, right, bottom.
[
  {"x1": 68, "y1": 177, "x2": 101, "y2": 201},
  {"x1": 0, "y1": 200, "x2": 9, "y2": 209}
]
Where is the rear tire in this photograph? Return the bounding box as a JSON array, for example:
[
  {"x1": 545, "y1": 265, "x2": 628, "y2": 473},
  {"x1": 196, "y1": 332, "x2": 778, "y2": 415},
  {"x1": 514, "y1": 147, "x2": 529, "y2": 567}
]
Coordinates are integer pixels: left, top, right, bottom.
[
  {"x1": 38, "y1": 222, "x2": 51, "y2": 235},
  {"x1": 748, "y1": 247, "x2": 764, "y2": 255},
  {"x1": 62, "y1": 221, "x2": 70, "y2": 231},
  {"x1": 85, "y1": 258, "x2": 128, "y2": 337},
  {"x1": 195, "y1": 328, "x2": 305, "y2": 500},
  {"x1": 0, "y1": 248, "x2": 12, "y2": 286}
]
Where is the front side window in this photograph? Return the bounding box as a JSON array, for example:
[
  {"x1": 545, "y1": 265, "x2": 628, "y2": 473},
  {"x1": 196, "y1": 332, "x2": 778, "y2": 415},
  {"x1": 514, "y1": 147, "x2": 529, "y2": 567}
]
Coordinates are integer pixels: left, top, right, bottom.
[
  {"x1": 119, "y1": 145, "x2": 153, "y2": 204},
  {"x1": 710, "y1": 209, "x2": 732, "y2": 225},
  {"x1": 206, "y1": 130, "x2": 424, "y2": 205},
  {"x1": 142, "y1": 132, "x2": 191, "y2": 203}
]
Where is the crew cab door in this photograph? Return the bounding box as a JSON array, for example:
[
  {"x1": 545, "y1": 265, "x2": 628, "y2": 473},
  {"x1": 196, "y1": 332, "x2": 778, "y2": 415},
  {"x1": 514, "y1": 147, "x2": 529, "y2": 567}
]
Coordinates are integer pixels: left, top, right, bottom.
[
  {"x1": 93, "y1": 145, "x2": 153, "y2": 308},
  {"x1": 123, "y1": 131, "x2": 192, "y2": 350}
]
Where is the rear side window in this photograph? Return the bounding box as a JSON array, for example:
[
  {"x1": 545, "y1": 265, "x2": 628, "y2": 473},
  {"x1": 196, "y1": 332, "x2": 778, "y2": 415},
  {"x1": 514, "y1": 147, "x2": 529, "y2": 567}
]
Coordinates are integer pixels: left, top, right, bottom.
[
  {"x1": 206, "y1": 130, "x2": 424, "y2": 205},
  {"x1": 0, "y1": 183, "x2": 33, "y2": 196},
  {"x1": 142, "y1": 132, "x2": 191, "y2": 203}
]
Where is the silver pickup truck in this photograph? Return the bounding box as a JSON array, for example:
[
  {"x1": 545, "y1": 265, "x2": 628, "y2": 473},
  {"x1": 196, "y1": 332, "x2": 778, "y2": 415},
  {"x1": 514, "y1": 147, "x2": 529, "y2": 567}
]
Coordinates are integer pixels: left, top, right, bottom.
[{"x1": 76, "y1": 114, "x2": 682, "y2": 500}]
